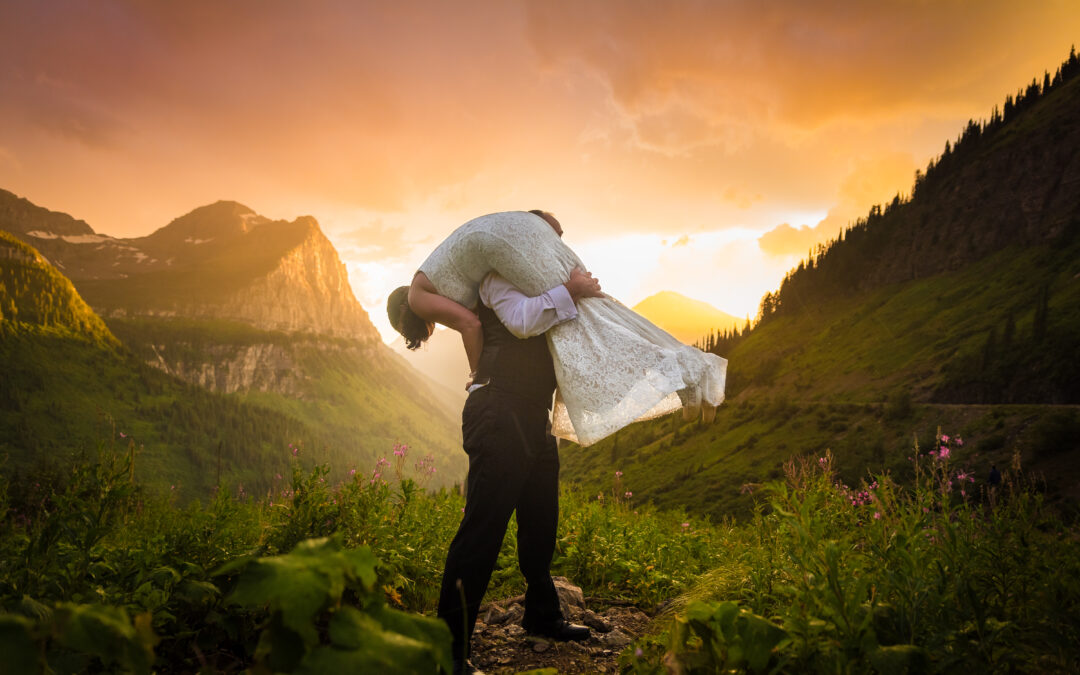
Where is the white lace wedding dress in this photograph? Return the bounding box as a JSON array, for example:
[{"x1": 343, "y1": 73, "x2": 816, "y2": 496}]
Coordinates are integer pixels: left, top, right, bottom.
[{"x1": 418, "y1": 211, "x2": 727, "y2": 446}]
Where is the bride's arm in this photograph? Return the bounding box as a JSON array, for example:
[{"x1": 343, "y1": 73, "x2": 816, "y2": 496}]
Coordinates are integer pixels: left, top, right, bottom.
[{"x1": 408, "y1": 272, "x2": 483, "y2": 375}]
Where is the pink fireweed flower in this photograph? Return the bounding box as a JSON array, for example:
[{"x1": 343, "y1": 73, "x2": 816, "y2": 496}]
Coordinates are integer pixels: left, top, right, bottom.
[
  {"x1": 941, "y1": 434, "x2": 950, "y2": 443},
  {"x1": 349, "y1": 469, "x2": 356, "y2": 476},
  {"x1": 681, "y1": 522, "x2": 690, "y2": 529},
  {"x1": 292, "y1": 447, "x2": 299, "y2": 457},
  {"x1": 624, "y1": 491, "x2": 633, "y2": 498},
  {"x1": 615, "y1": 470, "x2": 623, "y2": 478},
  {"x1": 873, "y1": 512, "x2": 882, "y2": 520},
  {"x1": 938, "y1": 446, "x2": 950, "y2": 460},
  {"x1": 119, "y1": 432, "x2": 127, "y2": 438},
  {"x1": 956, "y1": 437, "x2": 964, "y2": 446}
]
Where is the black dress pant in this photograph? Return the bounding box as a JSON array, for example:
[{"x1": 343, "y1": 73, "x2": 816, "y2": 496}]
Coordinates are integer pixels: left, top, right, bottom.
[{"x1": 437, "y1": 385, "x2": 562, "y2": 661}]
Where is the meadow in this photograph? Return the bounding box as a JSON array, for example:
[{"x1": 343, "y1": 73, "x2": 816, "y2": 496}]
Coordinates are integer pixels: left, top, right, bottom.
[
  {"x1": 2, "y1": 423, "x2": 1080, "y2": 669},
  {"x1": 2, "y1": 428, "x2": 1078, "y2": 674}
]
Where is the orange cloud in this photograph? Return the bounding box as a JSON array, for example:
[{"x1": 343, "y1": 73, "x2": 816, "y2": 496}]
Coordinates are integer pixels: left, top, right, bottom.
[
  {"x1": 758, "y1": 152, "x2": 916, "y2": 256},
  {"x1": 525, "y1": 0, "x2": 1080, "y2": 153}
]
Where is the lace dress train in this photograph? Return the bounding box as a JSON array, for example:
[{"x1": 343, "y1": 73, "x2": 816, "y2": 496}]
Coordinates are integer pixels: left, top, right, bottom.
[{"x1": 418, "y1": 211, "x2": 727, "y2": 446}]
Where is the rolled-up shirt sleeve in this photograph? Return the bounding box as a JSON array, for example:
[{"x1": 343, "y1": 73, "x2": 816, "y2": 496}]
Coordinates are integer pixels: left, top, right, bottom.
[{"x1": 478, "y1": 273, "x2": 577, "y2": 339}]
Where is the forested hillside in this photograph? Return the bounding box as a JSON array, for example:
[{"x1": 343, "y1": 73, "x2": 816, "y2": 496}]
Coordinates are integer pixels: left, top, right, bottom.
[
  {"x1": 0, "y1": 232, "x2": 394, "y2": 498},
  {"x1": 0, "y1": 196, "x2": 466, "y2": 488},
  {"x1": 562, "y1": 49, "x2": 1080, "y2": 519}
]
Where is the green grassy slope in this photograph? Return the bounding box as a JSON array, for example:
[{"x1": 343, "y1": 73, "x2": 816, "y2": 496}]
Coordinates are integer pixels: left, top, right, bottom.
[
  {"x1": 0, "y1": 231, "x2": 115, "y2": 342},
  {"x1": 106, "y1": 317, "x2": 466, "y2": 485},
  {"x1": 0, "y1": 234, "x2": 410, "y2": 500},
  {"x1": 560, "y1": 56, "x2": 1080, "y2": 519},
  {"x1": 562, "y1": 238, "x2": 1080, "y2": 518}
]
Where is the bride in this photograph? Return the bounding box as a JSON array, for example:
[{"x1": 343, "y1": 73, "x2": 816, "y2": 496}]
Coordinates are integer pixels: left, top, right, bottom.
[{"x1": 387, "y1": 210, "x2": 727, "y2": 446}]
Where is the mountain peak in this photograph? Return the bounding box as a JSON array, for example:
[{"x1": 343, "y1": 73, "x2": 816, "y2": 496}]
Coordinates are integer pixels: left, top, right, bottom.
[
  {"x1": 154, "y1": 200, "x2": 264, "y2": 243},
  {"x1": 632, "y1": 291, "x2": 740, "y2": 345},
  {"x1": 0, "y1": 188, "x2": 95, "y2": 237}
]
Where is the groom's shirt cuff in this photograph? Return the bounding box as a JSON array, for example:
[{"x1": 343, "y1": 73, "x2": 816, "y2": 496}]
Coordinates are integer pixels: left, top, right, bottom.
[{"x1": 478, "y1": 273, "x2": 578, "y2": 339}]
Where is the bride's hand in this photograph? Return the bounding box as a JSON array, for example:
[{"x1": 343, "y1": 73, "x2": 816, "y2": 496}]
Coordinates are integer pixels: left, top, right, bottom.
[{"x1": 564, "y1": 268, "x2": 603, "y2": 302}]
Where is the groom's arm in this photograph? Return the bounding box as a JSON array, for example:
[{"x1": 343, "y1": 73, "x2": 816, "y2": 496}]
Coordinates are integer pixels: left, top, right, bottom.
[
  {"x1": 479, "y1": 274, "x2": 575, "y2": 339},
  {"x1": 479, "y1": 269, "x2": 602, "y2": 339}
]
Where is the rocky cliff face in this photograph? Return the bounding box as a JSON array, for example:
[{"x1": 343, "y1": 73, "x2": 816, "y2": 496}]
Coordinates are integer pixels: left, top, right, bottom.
[
  {"x1": 0, "y1": 195, "x2": 381, "y2": 342},
  {"x1": 210, "y1": 219, "x2": 376, "y2": 340},
  {"x1": 146, "y1": 340, "x2": 308, "y2": 397}
]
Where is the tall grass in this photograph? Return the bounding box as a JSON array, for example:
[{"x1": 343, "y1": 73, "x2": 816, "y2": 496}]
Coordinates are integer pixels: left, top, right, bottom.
[{"x1": 623, "y1": 433, "x2": 1080, "y2": 674}]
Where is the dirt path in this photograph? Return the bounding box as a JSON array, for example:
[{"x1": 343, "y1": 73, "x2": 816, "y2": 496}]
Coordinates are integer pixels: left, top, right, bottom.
[{"x1": 468, "y1": 579, "x2": 659, "y2": 674}]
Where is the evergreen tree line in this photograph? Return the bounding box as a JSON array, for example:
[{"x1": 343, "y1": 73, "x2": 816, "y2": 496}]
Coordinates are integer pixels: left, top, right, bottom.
[{"x1": 694, "y1": 46, "x2": 1080, "y2": 355}]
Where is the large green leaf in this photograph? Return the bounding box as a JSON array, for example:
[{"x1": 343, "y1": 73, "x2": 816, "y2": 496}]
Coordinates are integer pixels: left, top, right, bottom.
[
  {"x1": 0, "y1": 614, "x2": 40, "y2": 675},
  {"x1": 298, "y1": 608, "x2": 445, "y2": 675},
  {"x1": 369, "y1": 605, "x2": 453, "y2": 674},
  {"x1": 51, "y1": 603, "x2": 155, "y2": 675},
  {"x1": 868, "y1": 644, "x2": 930, "y2": 675},
  {"x1": 226, "y1": 538, "x2": 378, "y2": 645}
]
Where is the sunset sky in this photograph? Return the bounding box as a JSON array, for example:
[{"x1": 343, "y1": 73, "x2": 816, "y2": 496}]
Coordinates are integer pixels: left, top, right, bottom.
[{"x1": 2, "y1": 1, "x2": 1078, "y2": 342}]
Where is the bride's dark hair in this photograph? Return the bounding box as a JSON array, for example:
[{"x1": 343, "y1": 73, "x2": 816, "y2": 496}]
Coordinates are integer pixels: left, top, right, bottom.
[{"x1": 386, "y1": 286, "x2": 430, "y2": 350}]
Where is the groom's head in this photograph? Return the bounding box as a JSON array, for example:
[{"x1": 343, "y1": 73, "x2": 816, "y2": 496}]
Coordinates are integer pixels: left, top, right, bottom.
[{"x1": 529, "y1": 209, "x2": 562, "y2": 237}]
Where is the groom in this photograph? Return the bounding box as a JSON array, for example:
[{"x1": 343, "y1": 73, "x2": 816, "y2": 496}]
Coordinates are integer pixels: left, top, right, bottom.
[{"x1": 437, "y1": 211, "x2": 601, "y2": 675}]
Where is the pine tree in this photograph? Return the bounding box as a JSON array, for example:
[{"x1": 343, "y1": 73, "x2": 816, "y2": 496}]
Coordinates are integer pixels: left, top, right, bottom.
[
  {"x1": 1033, "y1": 285, "x2": 1050, "y2": 342},
  {"x1": 1002, "y1": 312, "x2": 1016, "y2": 351}
]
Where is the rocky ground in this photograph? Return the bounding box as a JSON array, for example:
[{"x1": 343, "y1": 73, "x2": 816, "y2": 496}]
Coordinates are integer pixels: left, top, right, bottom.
[{"x1": 467, "y1": 578, "x2": 658, "y2": 674}]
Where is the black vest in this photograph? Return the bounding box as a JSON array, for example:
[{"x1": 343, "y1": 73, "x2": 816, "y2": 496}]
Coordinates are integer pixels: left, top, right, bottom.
[{"x1": 474, "y1": 303, "x2": 557, "y2": 409}]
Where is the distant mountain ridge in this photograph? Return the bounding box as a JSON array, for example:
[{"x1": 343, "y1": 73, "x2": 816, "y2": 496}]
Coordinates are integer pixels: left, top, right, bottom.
[
  {"x1": 631, "y1": 291, "x2": 740, "y2": 345},
  {"x1": 0, "y1": 193, "x2": 377, "y2": 340},
  {"x1": 0, "y1": 193, "x2": 467, "y2": 488}
]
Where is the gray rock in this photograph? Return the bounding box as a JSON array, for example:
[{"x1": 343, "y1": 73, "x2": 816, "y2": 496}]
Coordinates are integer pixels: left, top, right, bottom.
[
  {"x1": 599, "y1": 628, "x2": 632, "y2": 649},
  {"x1": 581, "y1": 608, "x2": 613, "y2": 633},
  {"x1": 552, "y1": 576, "x2": 586, "y2": 617}
]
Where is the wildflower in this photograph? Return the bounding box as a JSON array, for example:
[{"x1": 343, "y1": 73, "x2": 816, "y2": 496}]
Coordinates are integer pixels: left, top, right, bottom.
[
  {"x1": 938, "y1": 446, "x2": 950, "y2": 460},
  {"x1": 119, "y1": 431, "x2": 127, "y2": 438},
  {"x1": 635, "y1": 647, "x2": 644, "y2": 658},
  {"x1": 170, "y1": 484, "x2": 176, "y2": 491},
  {"x1": 275, "y1": 473, "x2": 283, "y2": 480},
  {"x1": 873, "y1": 512, "x2": 882, "y2": 520},
  {"x1": 681, "y1": 522, "x2": 690, "y2": 529},
  {"x1": 597, "y1": 493, "x2": 604, "y2": 501},
  {"x1": 941, "y1": 434, "x2": 950, "y2": 443},
  {"x1": 349, "y1": 468, "x2": 356, "y2": 476},
  {"x1": 292, "y1": 447, "x2": 299, "y2": 457},
  {"x1": 956, "y1": 437, "x2": 964, "y2": 446},
  {"x1": 615, "y1": 470, "x2": 623, "y2": 478},
  {"x1": 624, "y1": 491, "x2": 633, "y2": 498}
]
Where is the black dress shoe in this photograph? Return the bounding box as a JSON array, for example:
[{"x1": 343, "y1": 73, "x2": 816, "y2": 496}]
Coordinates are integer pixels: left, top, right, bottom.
[
  {"x1": 524, "y1": 618, "x2": 592, "y2": 641},
  {"x1": 452, "y1": 658, "x2": 484, "y2": 675}
]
